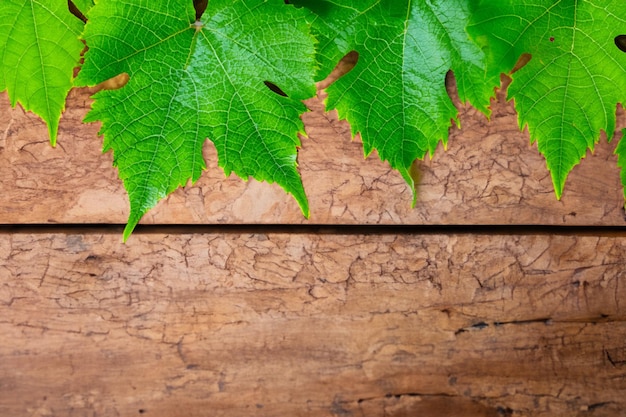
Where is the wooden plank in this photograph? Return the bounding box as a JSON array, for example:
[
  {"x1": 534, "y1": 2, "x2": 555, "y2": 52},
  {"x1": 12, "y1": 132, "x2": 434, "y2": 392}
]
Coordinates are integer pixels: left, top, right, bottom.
[
  {"x1": 1, "y1": 78, "x2": 625, "y2": 226},
  {"x1": 1, "y1": 231, "x2": 625, "y2": 416}
]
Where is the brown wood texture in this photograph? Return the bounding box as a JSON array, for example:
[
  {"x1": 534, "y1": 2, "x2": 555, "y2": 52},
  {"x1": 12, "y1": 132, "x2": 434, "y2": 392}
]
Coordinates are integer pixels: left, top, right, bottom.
[
  {"x1": 1, "y1": 77, "x2": 625, "y2": 226},
  {"x1": 1, "y1": 231, "x2": 626, "y2": 417}
]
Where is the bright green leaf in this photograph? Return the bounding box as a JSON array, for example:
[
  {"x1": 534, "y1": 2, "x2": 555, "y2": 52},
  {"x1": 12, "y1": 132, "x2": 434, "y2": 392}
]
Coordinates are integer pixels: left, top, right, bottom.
[
  {"x1": 469, "y1": 0, "x2": 626, "y2": 198},
  {"x1": 0, "y1": 0, "x2": 84, "y2": 145},
  {"x1": 291, "y1": 0, "x2": 499, "y2": 203},
  {"x1": 76, "y1": 0, "x2": 316, "y2": 240}
]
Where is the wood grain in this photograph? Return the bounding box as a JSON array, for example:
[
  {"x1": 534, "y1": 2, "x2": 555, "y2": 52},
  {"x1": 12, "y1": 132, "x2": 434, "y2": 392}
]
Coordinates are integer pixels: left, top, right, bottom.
[
  {"x1": 1, "y1": 231, "x2": 625, "y2": 416},
  {"x1": 1, "y1": 76, "x2": 625, "y2": 226}
]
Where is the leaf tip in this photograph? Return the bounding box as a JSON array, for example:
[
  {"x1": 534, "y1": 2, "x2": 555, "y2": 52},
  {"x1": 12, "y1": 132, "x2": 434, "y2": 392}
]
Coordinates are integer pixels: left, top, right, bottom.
[
  {"x1": 48, "y1": 122, "x2": 59, "y2": 147},
  {"x1": 296, "y1": 194, "x2": 310, "y2": 219},
  {"x1": 122, "y1": 220, "x2": 138, "y2": 243},
  {"x1": 551, "y1": 176, "x2": 564, "y2": 200},
  {"x1": 401, "y1": 164, "x2": 420, "y2": 208}
]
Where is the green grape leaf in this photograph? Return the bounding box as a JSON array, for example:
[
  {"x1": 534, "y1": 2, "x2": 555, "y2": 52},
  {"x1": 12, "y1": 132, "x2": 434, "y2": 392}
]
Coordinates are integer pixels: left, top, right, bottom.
[
  {"x1": 0, "y1": 0, "x2": 84, "y2": 145},
  {"x1": 75, "y1": 0, "x2": 316, "y2": 240},
  {"x1": 469, "y1": 0, "x2": 626, "y2": 198},
  {"x1": 291, "y1": 0, "x2": 499, "y2": 203}
]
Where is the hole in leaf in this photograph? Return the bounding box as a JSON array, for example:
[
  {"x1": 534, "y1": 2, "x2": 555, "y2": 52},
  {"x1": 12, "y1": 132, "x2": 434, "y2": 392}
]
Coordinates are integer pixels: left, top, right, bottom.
[
  {"x1": 339, "y1": 51, "x2": 359, "y2": 76},
  {"x1": 318, "y1": 51, "x2": 359, "y2": 89},
  {"x1": 68, "y1": 0, "x2": 87, "y2": 23},
  {"x1": 95, "y1": 73, "x2": 130, "y2": 92},
  {"x1": 264, "y1": 81, "x2": 288, "y2": 97},
  {"x1": 194, "y1": 0, "x2": 207, "y2": 20},
  {"x1": 615, "y1": 35, "x2": 626, "y2": 53},
  {"x1": 511, "y1": 53, "x2": 531, "y2": 73}
]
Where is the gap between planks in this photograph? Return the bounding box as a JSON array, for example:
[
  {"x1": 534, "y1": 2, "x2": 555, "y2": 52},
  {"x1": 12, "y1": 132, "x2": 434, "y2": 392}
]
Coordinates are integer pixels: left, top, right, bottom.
[{"x1": 1, "y1": 223, "x2": 626, "y2": 237}]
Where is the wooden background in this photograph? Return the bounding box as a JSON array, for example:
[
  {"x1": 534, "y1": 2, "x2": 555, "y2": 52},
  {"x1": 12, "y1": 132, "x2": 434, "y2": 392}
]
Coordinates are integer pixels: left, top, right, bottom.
[{"x1": 2, "y1": 73, "x2": 626, "y2": 417}]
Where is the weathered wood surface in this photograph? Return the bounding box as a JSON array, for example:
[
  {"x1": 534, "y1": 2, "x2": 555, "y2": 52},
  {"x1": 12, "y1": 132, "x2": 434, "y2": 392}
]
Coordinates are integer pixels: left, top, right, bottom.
[
  {"x1": 2, "y1": 231, "x2": 626, "y2": 416},
  {"x1": 1, "y1": 79, "x2": 625, "y2": 226}
]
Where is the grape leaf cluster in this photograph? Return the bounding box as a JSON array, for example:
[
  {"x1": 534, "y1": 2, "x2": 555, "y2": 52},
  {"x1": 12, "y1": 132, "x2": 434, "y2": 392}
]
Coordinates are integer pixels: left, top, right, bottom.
[{"x1": 1, "y1": 0, "x2": 626, "y2": 240}]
